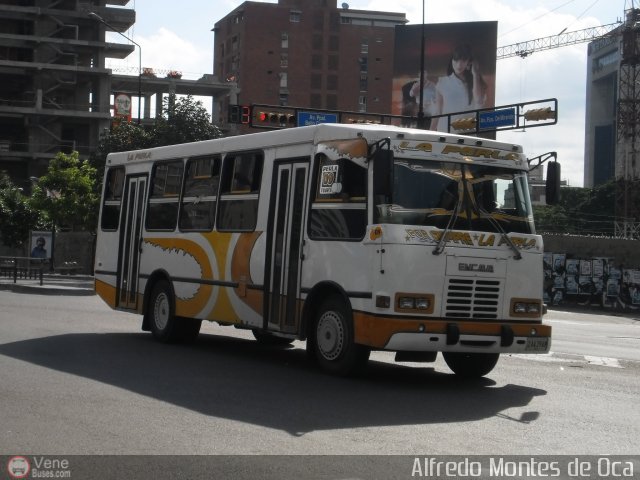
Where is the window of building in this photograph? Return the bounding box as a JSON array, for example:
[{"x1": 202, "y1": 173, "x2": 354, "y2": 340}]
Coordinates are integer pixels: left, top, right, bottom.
[
  {"x1": 329, "y1": 36, "x2": 339, "y2": 51},
  {"x1": 310, "y1": 94, "x2": 322, "y2": 108},
  {"x1": 327, "y1": 75, "x2": 338, "y2": 90},
  {"x1": 233, "y1": 12, "x2": 244, "y2": 24},
  {"x1": 280, "y1": 53, "x2": 288, "y2": 68},
  {"x1": 279, "y1": 94, "x2": 289, "y2": 106},
  {"x1": 361, "y1": 39, "x2": 368, "y2": 53},
  {"x1": 231, "y1": 36, "x2": 238, "y2": 51},
  {"x1": 341, "y1": 16, "x2": 352, "y2": 24},
  {"x1": 147, "y1": 160, "x2": 184, "y2": 231},
  {"x1": 311, "y1": 73, "x2": 322, "y2": 89},
  {"x1": 326, "y1": 94, "x2": 337, "y2": 110},
  {"x1": 281, "y1": 32, "x2": 289, "y2": 49},
  {"x1": 179, "y1": 156, "x2": 220, "y2": 231},
  {"x1": 290, "y1": 10, "x2": 301, "y2": 22},
  {"x1": 280, "y1": 72, "x2": 288, "y2": 88},
  {"x1": 101, "y1": 167, "x2": 125, "y2": 231},
  {"x1": 312, "y1": 34, "x2": 323, "y2": 50},
  {"x1": 359, "y1": 56, "x2": 368, "y2": 72},
  {"x1": 218, "y1": 151, "x2": 263, "y2": 231},
  {"x1": 308, "y1": 154, "x2": 367, "y2": 240},
  {"x1": 358, "y1": 95, "x2": 367, "y2": 112},
  {"x1": 328, "y1": 55, "x2": 338, "y2": 70},
  {"x1": 360, "y1": 74, "x2": 368, "y2": 91},
  {"x1": 313, "y1": 14, "x2": 324, "y2": 30},
  {"x1": 311, "y1": 54, "x2": 322, "y2": 69}
]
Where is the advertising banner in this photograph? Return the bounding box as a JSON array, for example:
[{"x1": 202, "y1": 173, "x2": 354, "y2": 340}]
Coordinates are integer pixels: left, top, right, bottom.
[{"x1": 393, "y1": 22, "x2": 497, "y2": 132}]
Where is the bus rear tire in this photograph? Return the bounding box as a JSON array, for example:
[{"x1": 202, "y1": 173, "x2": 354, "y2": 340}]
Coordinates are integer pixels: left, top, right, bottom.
[
  {"x1": 149, "y1": 280, "x2": 181, "y2": 343},
  {"x1": 442, "y1": 352, "x2": 499, "y2": 378},
  {"x1": 311, "y1": 295, "x2": 370, "y2": 376}
]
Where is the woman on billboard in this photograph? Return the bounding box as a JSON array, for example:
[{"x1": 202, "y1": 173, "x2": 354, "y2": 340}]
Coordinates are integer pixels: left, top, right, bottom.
[{"x1": 429, "y1": 43, "x2": 487, "y2": 132}]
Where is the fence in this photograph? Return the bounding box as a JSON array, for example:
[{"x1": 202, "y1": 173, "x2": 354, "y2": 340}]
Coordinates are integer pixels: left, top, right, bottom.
[{"x1": 0, "y1": 256, "x2": 47, "y2": 286}]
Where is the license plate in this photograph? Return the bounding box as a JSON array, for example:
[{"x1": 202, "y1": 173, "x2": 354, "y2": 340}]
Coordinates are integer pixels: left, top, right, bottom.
[{"x1": 525, "y1": 337, "x2": 550, "y2": 352}]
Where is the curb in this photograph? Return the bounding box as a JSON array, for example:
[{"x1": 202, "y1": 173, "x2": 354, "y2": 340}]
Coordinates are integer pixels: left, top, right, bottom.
[{"x1": 0, "y1": 282, "x2": 95, "y2": 296}]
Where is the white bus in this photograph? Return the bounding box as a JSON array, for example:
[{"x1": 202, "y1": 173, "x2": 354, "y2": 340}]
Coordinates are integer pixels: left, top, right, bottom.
[{"x1": 94, "y1": 123, "x2": 554, "y2": 378}]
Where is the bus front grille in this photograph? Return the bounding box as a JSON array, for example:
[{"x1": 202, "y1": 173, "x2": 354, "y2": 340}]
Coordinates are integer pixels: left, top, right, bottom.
[{"x1": 445, "y1": 278, "x2": 501, "y2": 319}]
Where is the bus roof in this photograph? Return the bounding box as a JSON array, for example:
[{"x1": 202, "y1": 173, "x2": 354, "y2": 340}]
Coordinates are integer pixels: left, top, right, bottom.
[{"x1": 105, "y1": 123, "x2": 525, "y2": 167}]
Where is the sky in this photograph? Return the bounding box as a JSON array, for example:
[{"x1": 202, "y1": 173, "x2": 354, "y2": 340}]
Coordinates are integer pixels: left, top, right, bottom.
[{"x1": 107, "y1": 0, "x2": 626, "y2": 187}]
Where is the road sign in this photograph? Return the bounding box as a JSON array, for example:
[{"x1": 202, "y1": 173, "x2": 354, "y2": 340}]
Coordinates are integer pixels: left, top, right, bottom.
[
  {"x1": 479, "y1": 108, "x2": 516, "y2": 130},
  {"x1": 297, "y1": 111, "x2": 339, "y2": 126}
]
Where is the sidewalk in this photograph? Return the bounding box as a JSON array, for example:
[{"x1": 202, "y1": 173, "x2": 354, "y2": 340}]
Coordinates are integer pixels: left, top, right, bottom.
[{"x1": 0, "y1": 273, "x2": 95, "y2": 296}]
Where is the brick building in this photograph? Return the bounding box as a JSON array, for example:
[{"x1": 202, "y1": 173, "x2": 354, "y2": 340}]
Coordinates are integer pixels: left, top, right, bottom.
[{"x1": 213, "y1": 0, "x2": 407, "y2": 131}]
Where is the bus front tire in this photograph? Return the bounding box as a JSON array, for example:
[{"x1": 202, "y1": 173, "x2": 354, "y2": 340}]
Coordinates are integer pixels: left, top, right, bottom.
[
  {"x1": 442, "y1": 352, "x2": 500, "y2": 378},
  {"x1": 148, "y1": 280, "x2": 201, "y2": 343},
  {"x1": 311, "y1": 296, "x2": 370, "y2": 376}
]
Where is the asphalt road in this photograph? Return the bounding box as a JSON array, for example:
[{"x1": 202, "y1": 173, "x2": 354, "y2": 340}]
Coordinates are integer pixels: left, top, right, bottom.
[{"x1": 1, "y1": 292, "x2": 638, "y2": 464}]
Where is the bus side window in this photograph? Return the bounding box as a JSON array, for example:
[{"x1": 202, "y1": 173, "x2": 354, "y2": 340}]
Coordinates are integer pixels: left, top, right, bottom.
[
  {"x1": 179, "y1": 155, "x2": 220, "y2": 231},
  {"x1": 309, "y1": 155, "x2": 367, "y2": 240},
  {"x1": 101, "y1": 167, "x2": 125, "y2": 231},
  {"x1": 218, "y1": 151, "x2": 263, "y2": 231},
  {"x1": 146, "y1": 160, "x2": 184, "y2": 231}
]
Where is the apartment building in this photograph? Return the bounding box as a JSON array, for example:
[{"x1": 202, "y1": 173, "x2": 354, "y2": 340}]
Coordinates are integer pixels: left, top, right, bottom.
[{"x1": 213, "y1": 0, "x2": 407, "y2": 130}]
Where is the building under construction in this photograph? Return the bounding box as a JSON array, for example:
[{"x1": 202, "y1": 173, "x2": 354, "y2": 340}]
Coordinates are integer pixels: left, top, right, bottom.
[
  {"x1": 0, "y1": 0, "x2": 233, "y2": 191},
  {"x1": 584, "y1": 5, "x2": 640, "y2": 238}
]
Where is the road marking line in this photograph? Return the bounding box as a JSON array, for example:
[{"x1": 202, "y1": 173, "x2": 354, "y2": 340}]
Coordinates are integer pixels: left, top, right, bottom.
[{"x1": 583, "y1": 355, "x2": 622, "y2": 368}]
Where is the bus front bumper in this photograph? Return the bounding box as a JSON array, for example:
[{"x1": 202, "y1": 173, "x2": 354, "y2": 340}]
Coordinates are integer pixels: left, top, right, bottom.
[{"x1": 353, "y1": 312, "x2": 551, "y2": 354}]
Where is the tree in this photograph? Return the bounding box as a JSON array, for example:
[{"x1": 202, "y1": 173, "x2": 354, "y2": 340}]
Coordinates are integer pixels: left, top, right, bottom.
[
  {"x1": 533, "y1": 180, "x2": 616, "y2": 236},
  {"x1": 30, "y1": 152, "x2": 99, "y2": 232},
  {"x1": 0, "y1": 172, "x2": 41, "y2": 248},
  {"x1": 151, "y1": 94, "x2": 223, "y2": 146}
]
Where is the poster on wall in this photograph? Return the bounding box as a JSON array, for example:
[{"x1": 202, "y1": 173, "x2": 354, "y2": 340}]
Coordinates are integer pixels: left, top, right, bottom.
[
  {"x1": 566, "y1": 259, "x2": 579, "y2": 276},
  {"x1": 29, "y1": 230, "x2": 52, "y2": 260},
  {"x1": 592, "y1": 258, "x2": 604, "y2": 277},
  {"x1": 629, "y1": 270, "x2": 640, "y2": 305},
  {"x1": 580, "y1": 260, "x2": 592, "y2": 276},
  {"x1": 552, "y1": 253, "x2": 566, "y2": 289},
  {"x1": 392, "y1": 22, "x2": 497, "y2": 132}
]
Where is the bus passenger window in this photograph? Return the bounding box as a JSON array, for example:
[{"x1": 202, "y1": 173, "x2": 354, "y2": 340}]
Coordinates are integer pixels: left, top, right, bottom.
[
  {"x1": 218, "y1": 151, "x2": 263, "y2": 231},
  {"x1": 179, "y1": 156, "x2": 220, "y2": 231},
  {"x1": 101, "y1": 167, "x2": 125, "y2": 231},
  {"x1": 146, "y1": 160, "x2": 184, "y2": 231}
]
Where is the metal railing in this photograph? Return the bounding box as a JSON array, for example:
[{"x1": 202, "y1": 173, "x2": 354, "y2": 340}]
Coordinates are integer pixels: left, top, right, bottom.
[{"x1": 0, "y1": 256, "x2": 47, "y2": 286}]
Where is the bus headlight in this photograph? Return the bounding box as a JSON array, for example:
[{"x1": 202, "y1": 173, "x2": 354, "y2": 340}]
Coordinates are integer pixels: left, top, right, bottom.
[
  {"x1": 395, "y1": 294, "x2": 434, "y2": 313},
  {"x1": 398, "y1": 297, "x2": 415, "y2": 309},
  {"x1": 511, "y1": 299, "x2": 542, "y2": 317}
]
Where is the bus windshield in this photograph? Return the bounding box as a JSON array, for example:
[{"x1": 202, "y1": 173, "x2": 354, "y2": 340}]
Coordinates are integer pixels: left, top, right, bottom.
[{"x1": 374, "y1": 159, "x2": 535, "y2": 234}]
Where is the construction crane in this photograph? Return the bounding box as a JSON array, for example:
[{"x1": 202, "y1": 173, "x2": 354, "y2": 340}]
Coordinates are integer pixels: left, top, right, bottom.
[{"x1": 497, "y1": 22, "x2": 621, "y2": 60}]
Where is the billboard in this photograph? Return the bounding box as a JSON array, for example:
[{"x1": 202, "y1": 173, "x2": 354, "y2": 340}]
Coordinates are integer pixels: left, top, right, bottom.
[{"x1": 393, "y1": 21, "x2": 497, "y2": 132}]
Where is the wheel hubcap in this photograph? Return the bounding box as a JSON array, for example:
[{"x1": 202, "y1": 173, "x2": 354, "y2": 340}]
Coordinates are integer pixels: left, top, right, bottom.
[
  {"x1": 153, "y1": 292, "x2": 170, "y2": 330},
  {"x1": 316, "y1": 311, "x2": 344, "y2": 361}
]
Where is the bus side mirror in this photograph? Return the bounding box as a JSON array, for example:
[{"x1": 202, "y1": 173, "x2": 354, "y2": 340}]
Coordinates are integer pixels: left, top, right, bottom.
[
  {"x1": 373, "y1": 149, "x2": 393, "y2": 198},
  {"x1": 545, "y1": 161, "x2": 561, "y2": 205}
]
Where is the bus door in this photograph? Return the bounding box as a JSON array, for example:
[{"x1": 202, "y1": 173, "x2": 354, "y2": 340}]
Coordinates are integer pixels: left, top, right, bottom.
[
  {"x1": 265, "y1": 160, "x2": 309, "y2": 334},
  {"x1": 117, "y1": 175, "x2": 147, "y2": 310}
]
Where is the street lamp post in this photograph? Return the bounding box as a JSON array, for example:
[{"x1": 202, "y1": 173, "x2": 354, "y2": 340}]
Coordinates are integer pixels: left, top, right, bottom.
[
  {"x1": 88, "y1": 11, "x2": 142, "y2": 124},
  {"x1": 417, "y1": 0, "x2": 427, "y2": 129}
]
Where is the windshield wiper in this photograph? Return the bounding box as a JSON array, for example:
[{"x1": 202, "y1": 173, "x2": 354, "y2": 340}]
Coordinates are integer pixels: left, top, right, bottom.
[
  {"x1": 432, "y1": 192, "x2": 462, "y2": 256},
  {"x1": 476, "y1": 206, "x2": 522, "y2": 260}
]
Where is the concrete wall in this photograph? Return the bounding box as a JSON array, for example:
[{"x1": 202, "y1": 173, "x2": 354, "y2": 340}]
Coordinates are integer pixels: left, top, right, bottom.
[{"x1": 542, "y1": 234, "x2": 640, "y2": 267}]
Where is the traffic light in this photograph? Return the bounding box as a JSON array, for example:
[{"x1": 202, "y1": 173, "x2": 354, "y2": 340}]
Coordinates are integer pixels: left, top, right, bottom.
[
  {"x1": 252, "y1": 108, "x2": 297, "y2": 128},
  {"x1": 524, "y1": 107, "x2": 556, "y2": 121},
  {"x1": 450, "y1": 117, "x2": 477, "y2": 131}
]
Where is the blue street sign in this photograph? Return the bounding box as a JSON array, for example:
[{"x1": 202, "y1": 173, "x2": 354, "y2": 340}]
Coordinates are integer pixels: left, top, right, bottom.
[
  {"x1": 479, "y1": 108, "x2": 516, "y2": 130},
  {"x1": 297, "y1": 111, "x2": 339, "y2": 126}
]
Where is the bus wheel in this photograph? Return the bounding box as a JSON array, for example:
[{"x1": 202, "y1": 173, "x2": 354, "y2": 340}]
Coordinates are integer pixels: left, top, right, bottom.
[
  {"x1": 442, "y1": 352, "x2": 500, "y2": 378},
  {"x1": 252, "y1": 329, "x2": 294, "y2": 346},
  {"x1": 149, "y1": 280, "x2": 180, "y2": 343},
  {"x1": 312, "y1": 296, "x2": 370, "y2": 376}
]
